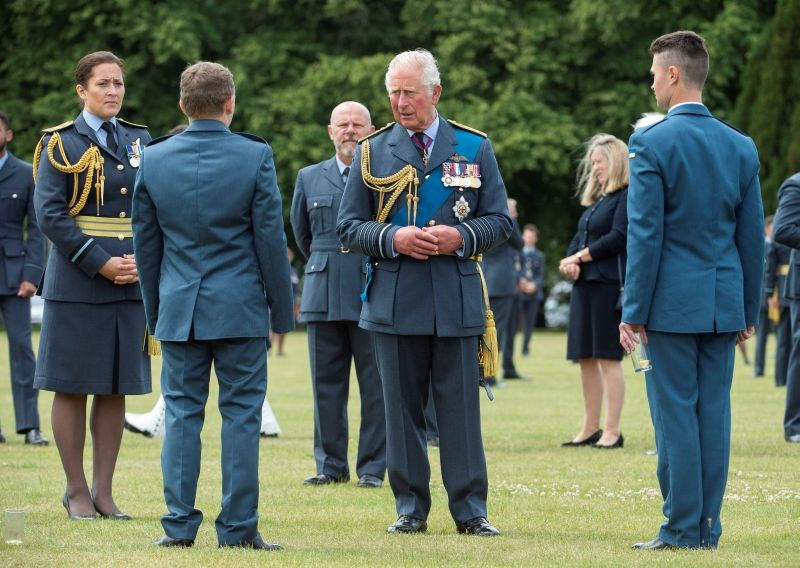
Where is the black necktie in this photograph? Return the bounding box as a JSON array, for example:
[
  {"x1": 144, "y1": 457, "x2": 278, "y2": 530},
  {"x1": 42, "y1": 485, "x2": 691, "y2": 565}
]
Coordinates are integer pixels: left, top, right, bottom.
[
  {"x1": 101, "y1": 121, "x2": 118, "y2": 153},
  {"x1": 342, "y1": 166, "x2": 350, "y2": 185}
]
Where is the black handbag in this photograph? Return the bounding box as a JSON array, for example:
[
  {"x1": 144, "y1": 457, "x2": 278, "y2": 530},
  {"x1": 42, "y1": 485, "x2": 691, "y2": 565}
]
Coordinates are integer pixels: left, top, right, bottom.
[{"x1": 615, "y1": 255, "x2": 625, "y2": 311}]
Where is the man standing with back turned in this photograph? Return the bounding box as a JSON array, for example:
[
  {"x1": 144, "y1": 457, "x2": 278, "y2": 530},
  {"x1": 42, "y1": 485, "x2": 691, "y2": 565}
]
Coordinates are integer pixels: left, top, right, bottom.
[
  {"x1": 619, "y1": 31, "x2": 764, "y2": 550},
  {"x1": 337, "y1": 49, "x2": 510, "y2": 536},
  {"x1": 133, "y1": 61, "x2": 294, "y2": 550},
  {"x1": 291, "y1": 101, "x2": 386, "y2": 488}
]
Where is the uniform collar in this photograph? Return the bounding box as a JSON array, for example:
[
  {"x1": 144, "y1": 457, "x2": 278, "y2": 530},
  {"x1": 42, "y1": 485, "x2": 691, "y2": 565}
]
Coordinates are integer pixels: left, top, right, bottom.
[
  {"x1": 185, "y1": 119, "x2": 230, "y2": 132},
  {"x1": 82, "y1": 110, "x2": 117, "y2": 133}
]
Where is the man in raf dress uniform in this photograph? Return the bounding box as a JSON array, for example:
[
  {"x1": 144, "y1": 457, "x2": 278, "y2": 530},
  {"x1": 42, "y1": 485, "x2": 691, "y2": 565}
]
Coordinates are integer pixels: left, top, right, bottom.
[
  {"x1": 773, "y1": 171, "x2": 800, "y2": 443},
  {"x1": 0, "y1": 112, "x2": 47, "y2": 445},
  {"x1": 337, "y1": 49, "x2": 510, "y2": 536},
  {"x1": 133, "y1": 62, "x2": 294, "y2": 550},
  {"x1": 291, "y1": 101, "x2": 386, "y2": 488},
  {"x1": 620, "y1": 31, "x2": 763, "y2": 550}
]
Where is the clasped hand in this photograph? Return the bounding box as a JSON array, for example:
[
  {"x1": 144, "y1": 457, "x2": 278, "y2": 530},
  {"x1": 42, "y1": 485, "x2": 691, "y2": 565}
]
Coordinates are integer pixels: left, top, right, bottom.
[
  {"x1": 99, "y1": 254, "x2": 138, "y2": 285},
  {"x1": 558, "y1": 255, "x2": 581, "y2": 280},
  {"x1": 393, "y1": 225, "x2": 462, "y2": 260}
]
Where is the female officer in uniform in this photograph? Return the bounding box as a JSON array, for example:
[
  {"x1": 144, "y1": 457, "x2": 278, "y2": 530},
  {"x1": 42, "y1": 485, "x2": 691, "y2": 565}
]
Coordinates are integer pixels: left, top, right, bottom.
[{"x1": 33, "y1": 51, "x2": 151, "y2": 520}]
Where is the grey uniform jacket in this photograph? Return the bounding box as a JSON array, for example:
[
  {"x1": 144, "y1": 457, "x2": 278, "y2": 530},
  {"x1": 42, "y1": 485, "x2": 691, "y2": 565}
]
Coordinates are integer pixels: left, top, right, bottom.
[
  {"x1": 34, "y1": 115, "x2": 151, "y2": 303},
  {"x1": 291, "y1": 156, "x2": 364, "y2": 322},
  {"x1": 0, "y1": 153, "x2": 45, "y2": 294},
  {"x1": 336, "y1": 119, "x2": 512, "y2": 337}
]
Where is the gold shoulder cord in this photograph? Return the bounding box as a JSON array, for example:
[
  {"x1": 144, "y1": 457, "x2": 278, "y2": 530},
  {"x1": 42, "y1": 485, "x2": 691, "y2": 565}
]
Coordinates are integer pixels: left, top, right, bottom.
[
  {"x1": 360, "y1": 139, "x2": 419, "y2": 225},
  {"x1": 33, "y1": 133, "x2": 105, "y2": 216}
]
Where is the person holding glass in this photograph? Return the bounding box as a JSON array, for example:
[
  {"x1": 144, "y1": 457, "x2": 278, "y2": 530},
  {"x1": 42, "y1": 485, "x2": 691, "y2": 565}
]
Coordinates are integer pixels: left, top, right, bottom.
[
  {"x1": 559, "y1": 134, "x2": 628, "y2": 449},
  {"x1": 33, "y1": 51, "x2": 152, "y2": 520}
]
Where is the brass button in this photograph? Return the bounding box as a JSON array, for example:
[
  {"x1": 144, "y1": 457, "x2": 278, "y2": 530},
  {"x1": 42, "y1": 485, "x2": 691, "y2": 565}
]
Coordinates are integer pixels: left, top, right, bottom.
[
  {"x1": 428, "y1": 220, "x2": 436, "y2": 227},
  {"x1": 12, "y1": 193, "x2": 18, "y2": 198},
  {"x1": 120, "y1": 187, "x2": 128, "y2": 195},
  {"x1": 310, "y1": 265, "x2": 315, "y2": 270},
  {"x1": 313, "y1": 201, "x2": 318, "y2": 207},
  {"x1": 117, "y1": 234, "x2": 125, "y2": 241},
  {"x1": 425, "y1": 175, "x2": 430, "y2": 180},
  {"x1": 119, "y1": 212, "x2": 127, "y2": 218},
  {"x1": 116, "y1": 164, "x2": 124, "y2": 171}
]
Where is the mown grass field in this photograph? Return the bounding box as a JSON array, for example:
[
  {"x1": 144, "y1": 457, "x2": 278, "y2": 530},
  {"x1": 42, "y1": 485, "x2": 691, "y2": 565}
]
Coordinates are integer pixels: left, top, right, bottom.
[{"x1": 0, "y1": 328, "x2": 797, "y2": 567}]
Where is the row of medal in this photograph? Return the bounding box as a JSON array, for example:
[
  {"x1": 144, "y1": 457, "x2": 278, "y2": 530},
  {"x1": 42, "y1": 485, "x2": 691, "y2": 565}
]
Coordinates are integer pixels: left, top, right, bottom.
[{"x1": 441, "y1": 162, "x2": 482, "y2": 189}]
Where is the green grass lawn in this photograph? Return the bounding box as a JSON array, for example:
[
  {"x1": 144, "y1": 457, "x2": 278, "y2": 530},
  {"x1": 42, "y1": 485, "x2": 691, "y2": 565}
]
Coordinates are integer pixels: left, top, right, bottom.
[{"x1": 0, "y1": 328, "x2": 797, "y2": 567}]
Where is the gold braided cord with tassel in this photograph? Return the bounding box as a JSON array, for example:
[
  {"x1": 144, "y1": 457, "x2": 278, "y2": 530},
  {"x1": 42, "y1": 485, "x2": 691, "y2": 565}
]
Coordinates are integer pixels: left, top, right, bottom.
[
  {"x1": 475, "y1": 260, "x2": 498, "y2": 378},
  {"x1": 143, "y1": 329, "x2": 162, "y2": 356},
  {"x1": 360, "y1": 139, "x2": 419, "y2": 224},
  {"x1": 33, "y1": 132, "x2": 105, "y2": 217}
]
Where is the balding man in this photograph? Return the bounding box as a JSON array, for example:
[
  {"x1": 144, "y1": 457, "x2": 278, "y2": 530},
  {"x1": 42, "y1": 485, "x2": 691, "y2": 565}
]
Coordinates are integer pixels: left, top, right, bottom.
[{"x1": 291, "y1": 101, "x2": 386, "y2": 489}]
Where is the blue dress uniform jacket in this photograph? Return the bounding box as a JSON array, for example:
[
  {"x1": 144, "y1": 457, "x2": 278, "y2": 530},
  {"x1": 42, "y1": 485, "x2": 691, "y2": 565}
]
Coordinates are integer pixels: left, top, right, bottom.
[
  {"x1": 772, "y1": 172, "x2": 800, "y2": 438},
  {"x1": 337, "y1": 120, "x2": 512, "y2": 336},
  {"x1": 132, "y1": 119, "x2": 294, "y2": 545},
  {"x1": 337, "y1": 118, "x2": 511, "y2": 526},
  {"x1": 292, "y1": 156, "x2": 364, "y2": 322},
  {"x1": 623, "y1": 104, "x2": 764, "y2": 548},
  {"x1": 35, "y1": 114, "x2": 150, "y2": 303},
  {"x1": 0, "y1": 152, "x2": 45, "y2": 432},
  {"x1": 0, "y1": 153, "x2": 44, "y2": 292},
  {"x1": 33, "y1": 114, "x2": 152, "y2": 395},
  {"x1": 133, "y1": 120, "x2": 294, "y2": 339},
  {"x1": 290, "y1": 156, "x2": 386, "y2": 481}
]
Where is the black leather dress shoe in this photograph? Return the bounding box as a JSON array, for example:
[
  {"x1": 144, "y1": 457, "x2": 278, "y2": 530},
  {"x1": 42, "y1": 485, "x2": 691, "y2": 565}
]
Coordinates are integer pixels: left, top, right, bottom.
[
  {"x1": 62, "y1": 493, "x2": 97, "y2": 520},
  {"x1": 24, "y1": 429, "x2": 49, "y2": 446},
  {"x1": 357, "y1": 474, "x2": 383, "y2": 488},
  {"x1": 220, "y1": 534, "x2": 282, "y2": 550},
  {"x1": 387, "y1": 515, "x2": 427, "y2": 534},
  {"x1": 632, "y1": 538, "x2": 675, "y2": 550},
  {"x1": 561, "y1": 430, "x2": 602, "y2": 447},
  {"x1": 303, "y1": 472, "x2": 350, "y2": 485},
  {"x1": 456, "y1": 517, "x2": 500, "y2": 536},
  {"x1": 593, "y1": 433, "x2": 624, "y2": 449},
  {"x1": 155, "y1": 535, "x2": 195, "y2": 547}
]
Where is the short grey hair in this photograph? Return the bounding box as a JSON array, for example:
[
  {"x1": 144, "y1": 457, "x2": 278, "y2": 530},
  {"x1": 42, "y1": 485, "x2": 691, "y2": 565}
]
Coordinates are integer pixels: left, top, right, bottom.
[{"x1": 385, "y1": 49, "x2": 441, "y2": 95}]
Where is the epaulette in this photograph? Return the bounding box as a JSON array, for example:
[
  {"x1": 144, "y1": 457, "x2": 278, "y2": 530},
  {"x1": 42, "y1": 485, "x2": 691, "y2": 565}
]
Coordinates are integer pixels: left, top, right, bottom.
[
  {"x1": 116, "y1": 117, "x2": 148, "y2": 129},
  {"x1": 146, "y1": 134, "x2": 173, "y2": 147},
  {"x1": 41, "y1": 121, "x2": 73, "y2": 134},
  {"x1": 715, "y1": 117, "x2": 746, "y2": 136},
  {"x1": 359, "y1": 122, "x2": 395, "y2": 143},
  {"x1": 235, "y1": 132, "x2": 268, "y2": 144},
  {"x1": 447, "y1": 119, "x2": 487, "y2": 138}
]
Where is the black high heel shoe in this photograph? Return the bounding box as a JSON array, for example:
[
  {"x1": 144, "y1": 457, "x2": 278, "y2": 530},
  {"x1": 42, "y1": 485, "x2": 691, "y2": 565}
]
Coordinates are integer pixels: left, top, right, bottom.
[
  {"x1": 561, "y1": 429, "x2": 603, "y2": 447},
  {"x1": 593, "y1": 433, "x2": 624, "y2": 449},
  {"x1": 62, "y1": 493, "x2": 97, "y2": 520},
  {"x1": 90, "y1": 490, "x2": 133, "y2": 521}
]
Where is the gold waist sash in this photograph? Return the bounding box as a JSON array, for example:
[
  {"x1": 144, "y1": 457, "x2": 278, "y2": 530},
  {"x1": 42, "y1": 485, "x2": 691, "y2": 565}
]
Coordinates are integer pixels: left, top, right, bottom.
[{"x1": 74, "y1": 215, "x2": 132, "y2": 239}]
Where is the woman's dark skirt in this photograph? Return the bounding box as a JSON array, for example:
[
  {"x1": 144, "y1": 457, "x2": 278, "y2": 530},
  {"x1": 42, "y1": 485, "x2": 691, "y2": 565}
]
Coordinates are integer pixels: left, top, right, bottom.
[
  {"x1": 34, "y1": 300, "x2": 152, "y2": 395},
  {"x1": 566, "y1": 279, "x2": 624, "y2": 362}
]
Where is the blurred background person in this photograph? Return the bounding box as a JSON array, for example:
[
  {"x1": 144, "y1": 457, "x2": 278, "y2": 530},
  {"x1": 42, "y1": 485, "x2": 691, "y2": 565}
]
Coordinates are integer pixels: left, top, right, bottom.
[
  {"x1": 559, "y1": 134, "x2": 629, "y2": 449},
  {"x1": 772, "y1": 170, "x2": 800, "y2": 443},
  {"x1": 754, "y1": 216, "x2": 774, "y2": 378},
  {"x1": 483, "y1": 197, "x2": 525, "y2": 385},
  {"x1": 518, "y1": 224, "x2": 545, "y2": 358},
  {"x1": 764, "y1": 216, "x2": 792, "y2": 387},
  {"x1": 0, "y1": 111, "x2": 47, "y2": 446},
  {"x1": 33, "y1": 51, "x2": 152, "y2": 519}
]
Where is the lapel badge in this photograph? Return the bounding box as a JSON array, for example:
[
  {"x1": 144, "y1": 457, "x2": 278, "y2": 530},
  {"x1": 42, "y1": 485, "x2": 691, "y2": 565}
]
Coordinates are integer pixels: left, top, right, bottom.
[
  {"x1": 453, "y1": 195, "x2": 470, "y2": 222},
  {"x1": 448, "y1": 153, "x2": 468, "y2": 162},
  {"x1": 126, "y1": 138, "x2": 142, "y2": 167}
]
